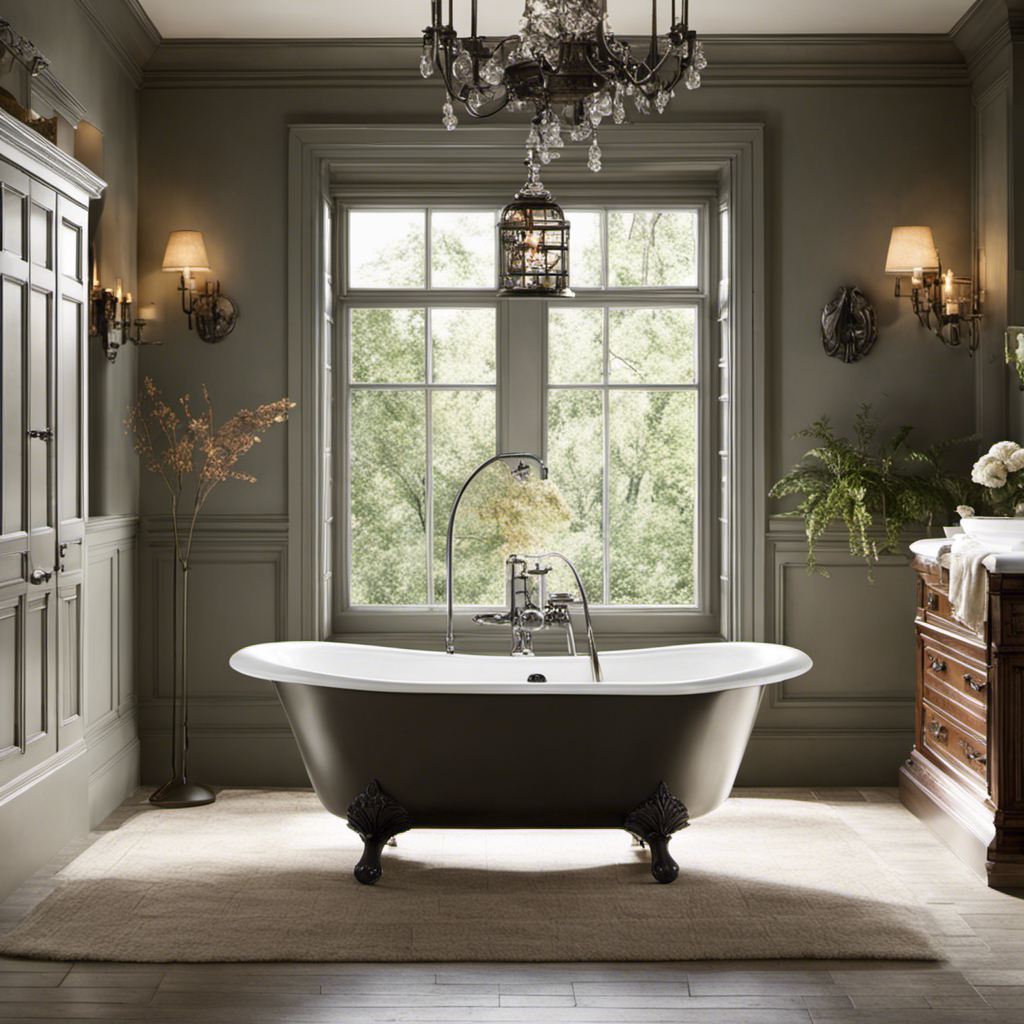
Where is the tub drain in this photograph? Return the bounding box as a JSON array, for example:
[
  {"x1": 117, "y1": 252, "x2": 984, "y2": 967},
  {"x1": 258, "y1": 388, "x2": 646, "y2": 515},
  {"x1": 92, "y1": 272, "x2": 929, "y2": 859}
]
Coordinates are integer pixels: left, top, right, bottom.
[{"x1": 527, "y1": 673, "x2": 547, "y2": 682}]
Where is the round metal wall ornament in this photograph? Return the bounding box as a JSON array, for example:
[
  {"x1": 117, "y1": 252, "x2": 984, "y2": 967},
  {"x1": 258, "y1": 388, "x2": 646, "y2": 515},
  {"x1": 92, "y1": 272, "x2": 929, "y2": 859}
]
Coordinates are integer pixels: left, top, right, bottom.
[
  {"x1": 192, "y1": 292, "x2": 238, "y2": 344},
  {"x1": 821, "y1": 286, "x2": 877, "y2": 363}
]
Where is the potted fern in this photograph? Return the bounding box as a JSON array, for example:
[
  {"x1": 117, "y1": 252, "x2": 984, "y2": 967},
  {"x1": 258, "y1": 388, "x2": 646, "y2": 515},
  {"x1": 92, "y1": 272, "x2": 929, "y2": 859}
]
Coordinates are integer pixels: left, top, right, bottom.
[{"x1": 770, "y1": 405, "x2": 977, "y2": 573}]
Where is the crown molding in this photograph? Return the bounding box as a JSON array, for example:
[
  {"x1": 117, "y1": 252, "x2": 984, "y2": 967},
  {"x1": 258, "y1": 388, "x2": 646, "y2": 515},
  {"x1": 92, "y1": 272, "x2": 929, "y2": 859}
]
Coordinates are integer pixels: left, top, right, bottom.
[
  {"x1": 141, "y1": 34, "x2": 969, "y2": 90},
  {"x1": 951, "y1": 0, "x2": 1024, "y2": 85},
  {"x1": 124, "y1": 0, "x2": 162, "y2": 48},
  {"x1": 73, "y1": 0, "x2": 162, "y2": 88}
]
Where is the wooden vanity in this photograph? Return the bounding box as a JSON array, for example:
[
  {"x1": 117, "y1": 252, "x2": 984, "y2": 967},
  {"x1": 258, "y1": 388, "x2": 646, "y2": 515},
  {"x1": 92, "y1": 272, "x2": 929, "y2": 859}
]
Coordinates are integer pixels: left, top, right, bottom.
[{"x1": 900, "y1": 539, "x2": 1024, "y2": 887}]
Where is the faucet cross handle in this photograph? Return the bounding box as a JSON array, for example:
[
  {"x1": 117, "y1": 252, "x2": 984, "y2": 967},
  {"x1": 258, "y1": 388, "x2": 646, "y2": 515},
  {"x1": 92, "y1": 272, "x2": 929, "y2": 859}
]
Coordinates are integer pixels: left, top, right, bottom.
[{"x1": 547, "y1": 591, "x2": 579, "y2": 606}]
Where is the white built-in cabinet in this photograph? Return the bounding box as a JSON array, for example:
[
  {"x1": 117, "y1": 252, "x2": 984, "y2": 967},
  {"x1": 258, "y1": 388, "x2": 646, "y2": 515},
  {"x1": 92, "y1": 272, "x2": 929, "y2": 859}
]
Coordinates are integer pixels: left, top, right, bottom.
[{"x1": 0, "y1": 110, "x2": 103, "y2": 791}]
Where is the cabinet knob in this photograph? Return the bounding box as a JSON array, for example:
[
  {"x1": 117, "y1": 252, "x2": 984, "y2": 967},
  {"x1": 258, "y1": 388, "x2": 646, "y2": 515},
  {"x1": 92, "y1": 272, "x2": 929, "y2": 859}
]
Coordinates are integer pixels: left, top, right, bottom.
[
  {"x1": 929, "y1": 656, "x2": 947, "y2": 674},
  {"x1": 959, "y1": 739, "x2": 987, "y2": 766},
  {"x1": 963, "y1": 673, "x2": 987, "y2": 693},
  {"x1": 29, "y1": 568, "x2": 53, "y2": 585},
  {"x1": 928, "y1": 716, "x2": 948, "y2": 744},
  {"x1": 927, "y1": 593, "x2": 939, "y2": 610},
  {"x1": 27, "y1": 428, "x2": 53, "y2": 442}
]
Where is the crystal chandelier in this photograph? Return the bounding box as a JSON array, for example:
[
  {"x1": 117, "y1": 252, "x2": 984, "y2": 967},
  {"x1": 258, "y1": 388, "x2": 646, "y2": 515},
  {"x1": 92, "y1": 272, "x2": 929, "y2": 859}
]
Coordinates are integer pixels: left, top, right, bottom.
[{"x1": 420, "y1": 0, "x2": 705, "y2": 172}]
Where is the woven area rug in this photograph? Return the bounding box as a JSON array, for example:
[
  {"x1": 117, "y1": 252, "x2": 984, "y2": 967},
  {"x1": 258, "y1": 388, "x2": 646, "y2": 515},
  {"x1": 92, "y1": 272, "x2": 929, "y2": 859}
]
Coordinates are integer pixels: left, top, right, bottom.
[{"x1": 0, "y1": 790, "x2": 940, "y2": 962}]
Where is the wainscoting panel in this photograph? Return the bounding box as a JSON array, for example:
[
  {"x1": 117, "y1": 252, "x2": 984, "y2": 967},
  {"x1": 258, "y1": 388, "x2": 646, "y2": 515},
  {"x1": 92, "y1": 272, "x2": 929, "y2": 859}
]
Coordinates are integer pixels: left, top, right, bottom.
[
  {"x1": 137, "y1": 516, "x2": 293, "y2": 785},
  {"x1": 84, "y1": 515, "x2": 139, "y2": 828},
  {"x1": 750, "y1": 518, "x2": 921, "y2": 784}
]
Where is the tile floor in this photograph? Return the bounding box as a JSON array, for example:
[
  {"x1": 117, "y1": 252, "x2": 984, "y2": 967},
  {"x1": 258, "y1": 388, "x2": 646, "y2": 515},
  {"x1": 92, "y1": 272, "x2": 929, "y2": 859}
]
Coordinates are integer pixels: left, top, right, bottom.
[{"x1": 1, "y1": 787, "x2": 1022, "y2": 1023}]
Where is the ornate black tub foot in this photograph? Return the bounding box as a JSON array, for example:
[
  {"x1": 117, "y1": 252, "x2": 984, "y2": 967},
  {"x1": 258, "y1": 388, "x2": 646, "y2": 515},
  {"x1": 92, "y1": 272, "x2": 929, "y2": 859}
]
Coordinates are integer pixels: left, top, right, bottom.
[
  {"x1": 623, "y1": 782, "x2": 690, "y2": 884},
  {"x1": 346, "y1": 780, "x2": 411, "y2": 885}
]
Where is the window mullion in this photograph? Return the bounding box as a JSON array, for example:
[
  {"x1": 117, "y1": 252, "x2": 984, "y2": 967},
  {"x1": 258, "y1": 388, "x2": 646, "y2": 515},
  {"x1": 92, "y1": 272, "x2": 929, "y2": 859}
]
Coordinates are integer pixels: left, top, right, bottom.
[
  {"x1": 425, "y1": 312, "x2": 434, "y2": 607},
  {"x1": 602, "y1": 305, "x2": 611, "y2": 605},
  {"x1": 502, "y1": 301, "x2": 545, "y2": 456}
]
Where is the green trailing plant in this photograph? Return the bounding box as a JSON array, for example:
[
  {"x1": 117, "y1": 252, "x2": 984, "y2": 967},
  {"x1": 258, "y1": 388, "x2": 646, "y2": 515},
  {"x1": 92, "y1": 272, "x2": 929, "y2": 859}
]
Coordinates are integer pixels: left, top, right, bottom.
[{"x1": 770, "y1": 405, "x2": 980, "y2": 574}]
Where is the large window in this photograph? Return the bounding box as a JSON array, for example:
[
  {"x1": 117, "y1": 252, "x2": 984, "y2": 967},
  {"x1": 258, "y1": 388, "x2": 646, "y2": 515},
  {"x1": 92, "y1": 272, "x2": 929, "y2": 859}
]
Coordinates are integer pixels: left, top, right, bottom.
[{"x1": 336, "y1": 201, "x2": 717, "y2": 633}]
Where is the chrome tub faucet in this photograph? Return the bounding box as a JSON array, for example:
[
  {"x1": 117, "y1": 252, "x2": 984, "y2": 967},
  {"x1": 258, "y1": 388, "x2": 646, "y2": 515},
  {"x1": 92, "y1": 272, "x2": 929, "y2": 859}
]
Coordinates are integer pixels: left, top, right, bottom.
[{"x1": 443, "y1": 452, "x2": 602, "y2": 682}]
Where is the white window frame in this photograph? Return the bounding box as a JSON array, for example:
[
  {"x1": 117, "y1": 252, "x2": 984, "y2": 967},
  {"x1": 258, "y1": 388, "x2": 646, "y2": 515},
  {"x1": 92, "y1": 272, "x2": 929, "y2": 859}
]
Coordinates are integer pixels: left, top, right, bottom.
[
  {"x1": 286, "y1": 124, "x2": 765, "y2": 648},
  {"x1": 335, "y1": 202, "x2": 716, "y2": 639}
]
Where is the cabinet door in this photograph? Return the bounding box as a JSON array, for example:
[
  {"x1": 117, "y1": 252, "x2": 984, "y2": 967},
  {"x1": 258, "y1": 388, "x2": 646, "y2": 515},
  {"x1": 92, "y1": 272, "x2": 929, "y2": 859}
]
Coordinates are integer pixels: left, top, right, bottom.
[
  {"x1": 0, "y1": 159, "x2": 59, "y2": 786},
  {"x1": 55, "y1": 193, "x2": 87, "y2": 751}
]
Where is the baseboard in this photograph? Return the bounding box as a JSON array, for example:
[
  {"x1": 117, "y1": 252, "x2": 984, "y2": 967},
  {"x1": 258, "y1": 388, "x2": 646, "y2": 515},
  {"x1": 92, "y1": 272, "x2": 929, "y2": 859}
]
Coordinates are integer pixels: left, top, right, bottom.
[
  {"x1": 140, "y1": 729, "x2": 309, "y2": 788},
  {"x1": 88, "y1": 737, "x2": 141, "y2": 829},
  {"x1": 738, "y1": 729, "x2": 916, "y2": 786},
  {"x1": 0, "y1": 750, "x2": 90, "y2": 902}
]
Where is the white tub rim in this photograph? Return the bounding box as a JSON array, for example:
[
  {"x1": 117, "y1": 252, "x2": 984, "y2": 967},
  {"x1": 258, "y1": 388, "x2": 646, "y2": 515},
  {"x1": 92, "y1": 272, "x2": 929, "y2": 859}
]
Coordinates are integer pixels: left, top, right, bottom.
[{"x1": 229, "y1": 640, "x2": 812, "y2": 696}]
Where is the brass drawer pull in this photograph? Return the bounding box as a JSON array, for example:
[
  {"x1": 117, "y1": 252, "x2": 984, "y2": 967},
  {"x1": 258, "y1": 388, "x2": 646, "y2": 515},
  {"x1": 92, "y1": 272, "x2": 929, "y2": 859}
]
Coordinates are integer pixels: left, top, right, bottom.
[
  {"x1": 929, "y1": 656, "x2": 947, "y2": 673},
  {"x1": 928, "y1": 716, "x2": 948, "y2": 744},
  {"x1": 959, "y1": 739, "x2": 987, "y2": 766},
  {"x1": 963, "y1": 673, "x2": 987, "y2": 693},
  {"x1": 927, "y1": 593, "x2": 939, "y2": 610}
]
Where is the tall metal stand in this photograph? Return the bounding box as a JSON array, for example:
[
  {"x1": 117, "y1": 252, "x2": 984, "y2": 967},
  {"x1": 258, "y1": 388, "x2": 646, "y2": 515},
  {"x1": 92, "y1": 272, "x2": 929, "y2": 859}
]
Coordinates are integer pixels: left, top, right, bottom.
[{"x1": 150, "y1": 561, "x2": 215, "y2": 807}]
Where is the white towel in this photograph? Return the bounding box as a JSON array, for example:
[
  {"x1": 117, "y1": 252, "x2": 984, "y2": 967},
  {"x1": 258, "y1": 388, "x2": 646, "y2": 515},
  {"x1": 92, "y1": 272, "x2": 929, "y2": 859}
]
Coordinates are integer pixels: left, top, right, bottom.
[{"x1": 948, "y1": 536, "x2": 991, "y2": 633}]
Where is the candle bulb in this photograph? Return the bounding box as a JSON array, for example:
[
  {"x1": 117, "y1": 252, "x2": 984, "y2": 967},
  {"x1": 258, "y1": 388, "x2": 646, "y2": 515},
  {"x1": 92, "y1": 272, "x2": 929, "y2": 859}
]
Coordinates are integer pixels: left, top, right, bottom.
[
  {"x1": 125, "y1": 292, "x2": 132, "y2": 305},
  {"x1": 115, "y1": 278, "x2": 122, "y2": 301}
]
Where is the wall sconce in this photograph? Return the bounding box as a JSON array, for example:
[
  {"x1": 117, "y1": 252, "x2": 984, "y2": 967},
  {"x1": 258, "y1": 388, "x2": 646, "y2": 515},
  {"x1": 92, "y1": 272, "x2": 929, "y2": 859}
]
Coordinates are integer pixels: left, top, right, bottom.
[
  {"x1": 90, "y1": 265, "x2": 157, "y2": 363},
  {"x1": 884, "y1": 225, "x2": 982, "y2": 353},
  {"x1": 161, "y1": 230, "x2": 238, "y2": 344}
]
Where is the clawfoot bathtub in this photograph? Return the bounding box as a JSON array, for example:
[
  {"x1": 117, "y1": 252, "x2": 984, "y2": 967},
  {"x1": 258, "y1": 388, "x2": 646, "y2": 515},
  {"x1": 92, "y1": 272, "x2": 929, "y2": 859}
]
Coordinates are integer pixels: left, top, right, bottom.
[{"x1": 229, "y1": 641, "x2": 812, "y2": 884}]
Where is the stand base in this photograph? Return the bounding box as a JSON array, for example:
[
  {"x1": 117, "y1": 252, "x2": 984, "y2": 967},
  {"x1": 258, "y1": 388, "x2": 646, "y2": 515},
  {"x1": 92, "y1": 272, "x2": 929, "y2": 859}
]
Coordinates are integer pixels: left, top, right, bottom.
[{"x1": 149, "y1": 778, "x2": 216, "y2": 808}]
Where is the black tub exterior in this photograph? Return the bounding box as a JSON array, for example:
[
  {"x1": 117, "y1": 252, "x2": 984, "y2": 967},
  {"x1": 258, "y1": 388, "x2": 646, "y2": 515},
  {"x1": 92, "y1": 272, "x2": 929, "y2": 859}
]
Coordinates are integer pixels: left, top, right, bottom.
[{"x1": 274, "y1": 680, "x2": 764, "y2": 829}]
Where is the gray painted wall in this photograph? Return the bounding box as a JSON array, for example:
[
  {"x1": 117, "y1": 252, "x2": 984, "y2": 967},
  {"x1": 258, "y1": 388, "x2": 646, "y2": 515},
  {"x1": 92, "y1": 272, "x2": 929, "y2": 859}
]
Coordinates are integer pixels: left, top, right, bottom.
[{"x1": 134, "y1": 47, "x2": 978, "y2": 787}]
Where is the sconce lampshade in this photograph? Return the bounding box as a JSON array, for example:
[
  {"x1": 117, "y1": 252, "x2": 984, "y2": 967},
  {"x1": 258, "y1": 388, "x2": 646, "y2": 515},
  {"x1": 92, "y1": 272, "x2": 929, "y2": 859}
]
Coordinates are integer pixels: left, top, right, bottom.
[
  {"x1": 161, "y1": 231, "x2": 210, "y2": 273},
  {"x1": 885, "y1": 226, "x2": 939, "y2": 274}
]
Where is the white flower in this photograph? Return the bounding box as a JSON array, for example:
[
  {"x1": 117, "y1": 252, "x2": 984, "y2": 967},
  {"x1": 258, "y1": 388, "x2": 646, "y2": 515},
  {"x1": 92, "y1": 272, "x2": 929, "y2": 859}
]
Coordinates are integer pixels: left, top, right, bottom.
[
  {"x1": 1016, "y1": 332, "x2": 1024, "y2": 361},
  {"x1": 972, "y1": 453, "x2": 1009, "y2": 489},
  {"x1": 989, "y1": 440, "x2": 1021, "y2": 462},
  {"x1": 956, "y1": 505, "x2": 975, "y2": 519},
  {"x1": 1008, "y1": 449, "x2": 1024, "y2": 472}
]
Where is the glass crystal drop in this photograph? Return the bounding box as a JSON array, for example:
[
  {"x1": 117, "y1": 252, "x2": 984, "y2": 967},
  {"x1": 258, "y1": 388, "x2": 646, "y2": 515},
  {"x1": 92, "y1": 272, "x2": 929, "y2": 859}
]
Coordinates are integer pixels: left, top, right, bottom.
[
  {"x1": 693, "y1": 41, "x2": 707, "y2": 70},
  {"x1": 588, "y1": 138, "x2": 602, "y2": 173},
  {"x1": 684, "y1": 65, "x2": 701, "y2": 90},
  {"x1": 654, "y1": 89, "x2": 670, "y2": 113},
  {"x1": 538, "y1": 146, "x2": 552, "y2": 164},
  {"x1": 612, "y1": 85, "x2": 626, "y2": 124},
  {"x1": 569, "y1": 122, "x2": 592, "y2": 141},
  {"x1": 634, "y1": 91, "x2": 651, "y2": 114},
  {"x1": 481, "y1": 57, "x2": 504, "y2": 85},
  {"x1": 453, "y1": 51, "x2": 474, "y2": 85},
  {"x1": 419, "y1": 52, "x2": 433, "y2": 78},
  {"x1": 442, "y1": 97, "x2": 458, "y2": 130},
  {"x1": 596, "y1": 89, "x2": 613, "y2": 117},
  {"x1": 526, "y1": 126, "x2": 541, "y2": 148}
]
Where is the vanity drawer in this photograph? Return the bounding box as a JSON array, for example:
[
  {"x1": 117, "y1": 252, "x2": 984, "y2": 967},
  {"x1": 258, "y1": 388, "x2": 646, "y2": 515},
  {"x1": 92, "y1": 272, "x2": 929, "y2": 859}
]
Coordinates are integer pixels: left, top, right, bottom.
[
  {"x1": 921, "y1": 640, "x2": 988, "y2": 709},
  {"x1": 921, "y1": 704, "x2": 988, "y2": 788},
  {"x1": 922, "y1": 679, "x2": 986, "y2": 737},
  {"x1": 920, "y1": 582, "x2": 984, "y2": 642}
]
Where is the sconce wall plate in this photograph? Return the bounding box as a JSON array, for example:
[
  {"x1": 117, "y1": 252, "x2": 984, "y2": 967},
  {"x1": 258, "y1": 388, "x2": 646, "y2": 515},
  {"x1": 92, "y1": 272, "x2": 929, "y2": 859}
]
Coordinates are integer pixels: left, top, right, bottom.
[
  {"x1": 193, "y1": 289, "x2": 238, "y2": 344},
  {"x1": 821, "y1": 286, "x2": 876, "y2": 363}
]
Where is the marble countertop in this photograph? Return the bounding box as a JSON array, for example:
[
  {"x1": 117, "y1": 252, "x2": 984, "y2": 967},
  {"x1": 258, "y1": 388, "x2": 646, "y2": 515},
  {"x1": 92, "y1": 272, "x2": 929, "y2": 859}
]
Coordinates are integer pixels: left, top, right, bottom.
[{"x1": 909, "y1": 537, "x2": 1024, "y2": 573}]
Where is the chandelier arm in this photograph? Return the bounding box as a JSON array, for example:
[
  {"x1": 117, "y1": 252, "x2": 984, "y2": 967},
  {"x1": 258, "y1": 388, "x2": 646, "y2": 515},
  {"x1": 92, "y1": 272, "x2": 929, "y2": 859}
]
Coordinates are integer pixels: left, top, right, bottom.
[{"x1": 463, "y1": 91, "x2": 512, "y2": 119}]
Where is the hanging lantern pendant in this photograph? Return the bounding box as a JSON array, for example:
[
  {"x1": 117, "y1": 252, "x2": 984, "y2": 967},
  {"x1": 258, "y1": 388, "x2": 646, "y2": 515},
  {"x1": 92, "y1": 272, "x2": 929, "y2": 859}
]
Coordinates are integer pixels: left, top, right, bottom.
[{"x1": 497, "y1": 162, "x2": 573, "y2": 298}]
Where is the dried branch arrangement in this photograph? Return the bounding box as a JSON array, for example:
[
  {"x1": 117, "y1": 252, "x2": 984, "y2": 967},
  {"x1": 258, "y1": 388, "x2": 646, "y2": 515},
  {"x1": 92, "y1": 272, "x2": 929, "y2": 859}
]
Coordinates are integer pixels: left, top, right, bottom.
[{"x1": 126, "y1": 377, "x2": 294, "y2": 571}]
